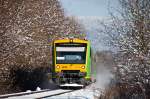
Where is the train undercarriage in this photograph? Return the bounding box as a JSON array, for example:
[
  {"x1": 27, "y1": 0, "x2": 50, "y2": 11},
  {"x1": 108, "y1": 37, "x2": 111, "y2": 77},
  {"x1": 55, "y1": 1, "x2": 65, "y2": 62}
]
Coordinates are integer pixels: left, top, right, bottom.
[{"x1": 53, "y1": 70, "x2": 92, "y2": 87}]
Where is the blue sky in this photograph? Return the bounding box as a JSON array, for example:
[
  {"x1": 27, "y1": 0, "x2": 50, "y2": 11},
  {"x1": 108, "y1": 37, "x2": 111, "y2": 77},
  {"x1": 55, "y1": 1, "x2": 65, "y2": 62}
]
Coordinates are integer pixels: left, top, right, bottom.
[
  {"x1": 59, "y1": 0, "x2": 119, "y2": 51},
  {"x1": 59, "y1": 0, "x2": 119, "y2": 17}
]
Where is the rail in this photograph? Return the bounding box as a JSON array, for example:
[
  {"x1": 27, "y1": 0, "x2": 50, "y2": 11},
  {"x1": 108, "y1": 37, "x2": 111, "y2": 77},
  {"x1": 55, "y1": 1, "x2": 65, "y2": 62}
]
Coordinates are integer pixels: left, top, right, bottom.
[
  {"x1": 0, "y1": 89, "x2": 51, "y2": 98},
  {"x1": 1, "y1": 89, "x2": 77, "y2": 99},
  {"x1": 0, "y1": 83, "x2": 96, "y2": 99}
]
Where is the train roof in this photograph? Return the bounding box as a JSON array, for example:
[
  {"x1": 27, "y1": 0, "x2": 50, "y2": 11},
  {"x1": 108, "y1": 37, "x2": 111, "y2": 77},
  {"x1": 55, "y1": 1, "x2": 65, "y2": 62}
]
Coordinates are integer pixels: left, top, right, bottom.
[{"x1": 53, "y1": 38, "x2": 90, "y2": 44}]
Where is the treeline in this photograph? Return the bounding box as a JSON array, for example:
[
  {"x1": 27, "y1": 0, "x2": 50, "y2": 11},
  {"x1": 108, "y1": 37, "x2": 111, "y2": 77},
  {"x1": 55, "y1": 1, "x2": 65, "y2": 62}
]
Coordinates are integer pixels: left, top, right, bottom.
[
  {"x1": 0, "y1": 0, "x2": 85, "y2": 94},
  {"x1": 99, "y1": 0, "x2": 150, "y2": 99}
]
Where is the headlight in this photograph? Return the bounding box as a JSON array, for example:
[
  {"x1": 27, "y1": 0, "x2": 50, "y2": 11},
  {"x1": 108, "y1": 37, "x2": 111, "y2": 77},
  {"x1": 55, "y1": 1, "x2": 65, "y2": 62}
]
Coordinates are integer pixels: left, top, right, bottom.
[
  {"x1": 81, "y1": 66, "x2": 85, "y2": 69},
  {"x1": 56, "y1": 65, "x2": 60, "y2": 69}
]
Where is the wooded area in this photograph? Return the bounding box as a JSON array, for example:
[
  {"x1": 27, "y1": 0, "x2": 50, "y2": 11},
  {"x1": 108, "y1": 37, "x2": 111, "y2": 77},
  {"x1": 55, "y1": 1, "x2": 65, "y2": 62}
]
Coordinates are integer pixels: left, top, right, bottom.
[{"x1": 0, "y1": 0, "x2": 85, "y2": 94}]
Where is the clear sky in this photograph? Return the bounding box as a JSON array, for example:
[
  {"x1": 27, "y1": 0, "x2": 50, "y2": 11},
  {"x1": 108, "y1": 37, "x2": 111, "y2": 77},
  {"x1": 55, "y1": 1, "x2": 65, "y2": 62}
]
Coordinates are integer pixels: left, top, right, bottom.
[
  {"x1": 59, "y1": 0, "x2": 119, "y2": 17},
  {"x1": 59, "y1": 0, "x2": 119, "y2": 51}
]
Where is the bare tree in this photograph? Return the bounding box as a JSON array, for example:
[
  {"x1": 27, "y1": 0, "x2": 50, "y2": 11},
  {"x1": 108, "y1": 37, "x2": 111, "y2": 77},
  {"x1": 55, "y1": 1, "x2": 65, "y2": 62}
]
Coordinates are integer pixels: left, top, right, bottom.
[{"x1": 100, "y1": 0, "x2": 150, "y2": 98}]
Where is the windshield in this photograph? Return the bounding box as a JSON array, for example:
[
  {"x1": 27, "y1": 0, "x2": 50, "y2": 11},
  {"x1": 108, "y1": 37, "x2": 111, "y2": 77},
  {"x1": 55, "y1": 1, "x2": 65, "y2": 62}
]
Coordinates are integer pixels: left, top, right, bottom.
[{"x1": 56, "y1": 46, "x2": 86, "y2": 64}]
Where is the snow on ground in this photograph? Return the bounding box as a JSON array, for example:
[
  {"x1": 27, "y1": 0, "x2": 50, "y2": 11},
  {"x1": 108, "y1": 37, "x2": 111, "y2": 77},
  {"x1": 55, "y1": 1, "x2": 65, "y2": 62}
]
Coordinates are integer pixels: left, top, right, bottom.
[
  {"x1": 60, "y1": 83, "x2": 84, "y2": 87},
  {"x1": 8, "y1": 89, "x2": 72, "y2": 99},
  {"x1": 45, "y1": 84, "x2": 102, "y2": 99}
]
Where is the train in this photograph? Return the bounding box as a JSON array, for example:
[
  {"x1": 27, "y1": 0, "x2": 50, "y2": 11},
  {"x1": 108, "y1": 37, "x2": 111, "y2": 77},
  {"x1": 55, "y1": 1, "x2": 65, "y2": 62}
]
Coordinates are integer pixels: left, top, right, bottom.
[{"x1": 51, "y1": 38, "x2": 96, "y2": 86}]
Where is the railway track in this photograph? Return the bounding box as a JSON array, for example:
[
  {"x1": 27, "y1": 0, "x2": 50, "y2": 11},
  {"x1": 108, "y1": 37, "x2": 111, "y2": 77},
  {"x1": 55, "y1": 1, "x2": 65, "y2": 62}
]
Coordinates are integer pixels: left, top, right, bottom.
[
  {"x1": 0, "y1": 83, "x2": 99, "y2": 99},
  {"x1": 0, "y1": 88, "x2": 77, "y2": 99}
]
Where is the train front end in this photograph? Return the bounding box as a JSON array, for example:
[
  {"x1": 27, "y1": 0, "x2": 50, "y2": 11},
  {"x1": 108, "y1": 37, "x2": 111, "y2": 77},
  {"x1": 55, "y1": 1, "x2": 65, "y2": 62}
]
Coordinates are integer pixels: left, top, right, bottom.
[{"x1": 52, "y1": 39, "x2": 92, "y2": 86}]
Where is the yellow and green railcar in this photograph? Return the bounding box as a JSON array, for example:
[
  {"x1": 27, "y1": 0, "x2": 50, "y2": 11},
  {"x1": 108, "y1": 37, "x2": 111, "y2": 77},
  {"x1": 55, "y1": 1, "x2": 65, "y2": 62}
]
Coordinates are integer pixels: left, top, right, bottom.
[{"x1": 52, "y1": 38, "x2": 95, "y2": 86}]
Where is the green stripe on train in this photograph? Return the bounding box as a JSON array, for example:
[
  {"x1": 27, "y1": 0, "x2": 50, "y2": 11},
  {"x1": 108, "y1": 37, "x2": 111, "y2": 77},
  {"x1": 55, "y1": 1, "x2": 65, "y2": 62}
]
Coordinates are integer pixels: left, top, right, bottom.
[{"x1": 85, "y1": 41, "x2": 91, "y2": 79}]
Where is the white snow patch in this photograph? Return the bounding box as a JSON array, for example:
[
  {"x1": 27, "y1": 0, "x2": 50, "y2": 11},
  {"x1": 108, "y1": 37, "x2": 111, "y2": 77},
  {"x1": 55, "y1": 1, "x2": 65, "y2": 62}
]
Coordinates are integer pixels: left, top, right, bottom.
[
  {"x1": 49, "y1": 84, "x2": 102, "y2": 99},
  {"x1": 60, "y1": 83, "x2": 84, "y2": 87},
  {"x1": 36, "y1": 87, "x2": 41, "y2": 91},
  {"x1": 26, "y1": 90, "x2": 31, "y2": 93}
]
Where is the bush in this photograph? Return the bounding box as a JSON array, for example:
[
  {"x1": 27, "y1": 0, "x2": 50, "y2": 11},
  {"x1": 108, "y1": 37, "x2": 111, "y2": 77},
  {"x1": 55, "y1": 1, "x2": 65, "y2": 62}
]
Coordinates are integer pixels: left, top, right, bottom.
[{"x1": 9, "y1": 66, "x2": 51, "y2": 91}]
